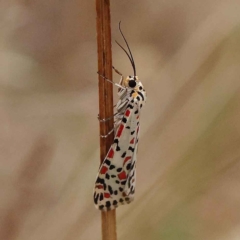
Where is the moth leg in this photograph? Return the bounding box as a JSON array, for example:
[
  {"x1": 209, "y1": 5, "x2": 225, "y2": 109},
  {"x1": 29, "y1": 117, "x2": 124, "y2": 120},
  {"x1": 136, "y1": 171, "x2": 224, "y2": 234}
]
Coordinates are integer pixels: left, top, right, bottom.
[
  {"x1": 112, "y1": 66, "x2": 124, "y2": 86},
  {"x1": 100, "y1": 128, "x2": 114, "y2": 138},
  {"x1": 98, "y1": 113, "x2": 117, "y2": 122},
  {"x1": 97, "y1": 72, "x2": 125, "y2": 90},
  {"x1": 112, "y1": 66, "x2": 123, "y2": 77}
]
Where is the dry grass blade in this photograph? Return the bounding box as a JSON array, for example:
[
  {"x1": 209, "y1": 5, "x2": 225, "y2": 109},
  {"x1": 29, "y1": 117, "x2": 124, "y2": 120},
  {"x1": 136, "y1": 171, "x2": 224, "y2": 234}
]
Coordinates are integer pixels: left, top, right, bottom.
[{"x1": 96, "y1": 0, "x2": 117, "y2": 239}]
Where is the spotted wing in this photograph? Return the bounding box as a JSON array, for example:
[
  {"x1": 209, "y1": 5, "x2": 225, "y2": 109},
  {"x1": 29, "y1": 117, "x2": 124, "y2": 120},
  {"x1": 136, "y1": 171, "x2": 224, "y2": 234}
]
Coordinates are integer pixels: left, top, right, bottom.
[{"x1": 93, "y1": 100, "x2": 140, "y2": 211}]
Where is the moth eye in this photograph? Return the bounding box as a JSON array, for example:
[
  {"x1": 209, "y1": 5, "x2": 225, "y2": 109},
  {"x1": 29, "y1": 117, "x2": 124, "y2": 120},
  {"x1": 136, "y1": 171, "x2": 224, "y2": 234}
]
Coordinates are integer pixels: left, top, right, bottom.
[{"x1": 128, "y1": 80, "x2": 136, "y2": 88}]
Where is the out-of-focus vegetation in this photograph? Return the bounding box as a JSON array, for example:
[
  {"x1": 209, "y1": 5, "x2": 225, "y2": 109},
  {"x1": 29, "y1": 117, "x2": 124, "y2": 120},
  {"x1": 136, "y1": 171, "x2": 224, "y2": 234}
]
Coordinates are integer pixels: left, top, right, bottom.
[{"x1": 1, "y1": 1, "x2": 240, "y2": 240}]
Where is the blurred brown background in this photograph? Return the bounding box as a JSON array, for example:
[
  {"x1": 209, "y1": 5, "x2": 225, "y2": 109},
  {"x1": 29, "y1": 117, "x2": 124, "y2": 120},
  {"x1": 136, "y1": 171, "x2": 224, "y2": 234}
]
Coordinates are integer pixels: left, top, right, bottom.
[{"x1": 1, "y1": 0, "x2": 240, "y2": 240}]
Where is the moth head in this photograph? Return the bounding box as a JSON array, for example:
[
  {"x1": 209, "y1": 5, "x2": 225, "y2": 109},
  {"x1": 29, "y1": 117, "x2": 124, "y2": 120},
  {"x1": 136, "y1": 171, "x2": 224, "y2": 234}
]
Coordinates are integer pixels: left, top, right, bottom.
[{"x1": 124, "y1": 76, "x2": 139, "y2": 88}]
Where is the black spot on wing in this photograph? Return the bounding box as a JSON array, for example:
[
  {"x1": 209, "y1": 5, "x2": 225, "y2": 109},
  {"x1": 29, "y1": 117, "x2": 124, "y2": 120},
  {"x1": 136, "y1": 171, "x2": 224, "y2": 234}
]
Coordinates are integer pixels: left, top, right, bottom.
[
  {"x1": 110, "y1": 165, "x2": 115, "y2": 170},
  {"x1": 126, "y1": 126, "x2": 130, "y2": 129},
  {"x1": 131, "y1": 162, "x2": 135, "y2": 170},
  {"x1": 121, "y1": 151, "x2": 126, "y2": 158},
  {"x1": 117, "y1": 168, "x2": 122, "y2": 172},
  {"x1": 108, "y1": 185, "x2": 113, "y2": 194},
  {"x1": 105, "y1": 160, "x2": 111, "y2": 166},
  {"x1": 128, "y1": 146, "x2": 135, "y2": 152},
  {"x1": 131, "y1": 131, "x2": 135, "y2": 135},
  {"x1": 122, "y1": 117, "x2": 127, "y2": 123},
  {"x1": 105, "y1": 201, "x2": 111, "y2": 207},
  {"x1": 137, "y1": 91, "x2": 144, "y2": 101},
  {"x1": 113, "y1": 200, "x2": 118, "y2": 205},
  {"x1": 134, "y1": 109, "x2": 138, "y2": 114},
  {"x1": 114, "y1": 138, "x2": 121, "y2": 151},
  {"x1": 127, "y1": 104, "x2": 134, "y2": 109},
  {"x1": 94, "y1": 193, "x2": 99, "y2": 204},
  {"x1": 128, "y1": 177, "x2": 132, "y2": 188},
  {"x1": 96, "y1": 177, "x2": 105, "y2": 185},
  {"x1": 121, "y1": 180, "x2": 126, "y2": 185}
]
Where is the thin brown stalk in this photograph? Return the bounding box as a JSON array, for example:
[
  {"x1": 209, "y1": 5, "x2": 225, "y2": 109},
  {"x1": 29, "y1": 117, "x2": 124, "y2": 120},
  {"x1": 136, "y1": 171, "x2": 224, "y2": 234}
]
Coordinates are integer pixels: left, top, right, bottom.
[{"x1": 96, "y1": 0, "x2": 117, "y2": 240}]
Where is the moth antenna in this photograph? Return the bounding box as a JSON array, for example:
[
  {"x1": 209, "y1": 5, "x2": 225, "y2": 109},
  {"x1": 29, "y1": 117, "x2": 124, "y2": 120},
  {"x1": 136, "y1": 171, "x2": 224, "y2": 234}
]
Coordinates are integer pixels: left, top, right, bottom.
[
  {"x1": 115, "y1": 40, "x2": 134, "y2": 69},
  {"x1": 117, "y1": 21, "x2": 136, "y2": 76}
]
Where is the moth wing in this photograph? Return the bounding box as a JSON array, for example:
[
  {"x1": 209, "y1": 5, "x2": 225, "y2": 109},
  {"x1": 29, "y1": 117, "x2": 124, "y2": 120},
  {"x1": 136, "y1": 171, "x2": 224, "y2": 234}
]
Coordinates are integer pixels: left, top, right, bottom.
[
  {"x1": 123, "y1": 120, "x2": 140, "y2": 199},
  {"x1": 93, "y1": 102, "x2": 137, "y2": 210}
]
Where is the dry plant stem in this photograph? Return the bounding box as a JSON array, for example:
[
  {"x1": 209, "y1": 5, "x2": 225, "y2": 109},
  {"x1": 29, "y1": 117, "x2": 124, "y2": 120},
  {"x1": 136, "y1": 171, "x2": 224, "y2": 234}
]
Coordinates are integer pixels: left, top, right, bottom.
[{"x1": 96, "y1": 0, "x2": 117, "y2": 240}]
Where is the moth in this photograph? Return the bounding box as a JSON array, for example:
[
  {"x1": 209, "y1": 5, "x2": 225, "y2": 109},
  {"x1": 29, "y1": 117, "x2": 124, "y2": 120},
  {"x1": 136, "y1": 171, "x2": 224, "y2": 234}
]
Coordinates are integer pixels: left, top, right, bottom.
[{"x1": 93, "y1": 22, "x2": 147, "y2": 211}]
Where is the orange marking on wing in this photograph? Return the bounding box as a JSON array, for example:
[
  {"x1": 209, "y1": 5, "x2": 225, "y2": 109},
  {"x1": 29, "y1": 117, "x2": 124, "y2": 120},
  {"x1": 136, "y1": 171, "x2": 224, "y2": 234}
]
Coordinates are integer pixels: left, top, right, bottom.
[
  {"x1": 117, "y1": 124, "x2": 124, "y2": 137},
  {"x1": 130, "y1": 138, "x2": 135, "y2": 144},
  {"x1": 123, "y1": 156, "x2": 131, "y2": 165},
  {"x1": 96, "y1": 185, "x2": 103, "y2": 189},
  {"x1": 104, "y1": 193, "x2": 110, "y2": 198},
  {"x1": 118, "y1": 171, "x2": 127, "y2": 180},
  {"x1": 108, "y1": 148, "x2": 114, "y2": 158},
  {"x1": 125, "y1": 109, "x2": 131, "y2": 117},
  {"x1": 100, "y1": 166, "x2": 108, "y2": 174}
]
